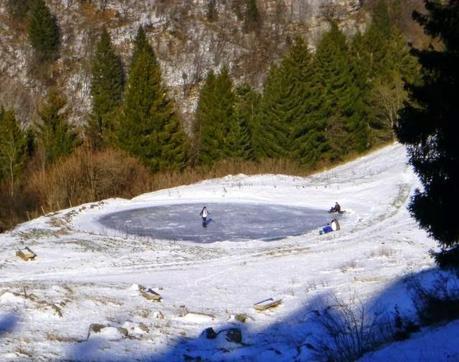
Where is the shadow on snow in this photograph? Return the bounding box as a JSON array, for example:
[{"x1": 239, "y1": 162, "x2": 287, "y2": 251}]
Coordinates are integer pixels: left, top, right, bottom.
[
  {"x1": 64, "y1": 267, "x2": 452, "y2": 361},
  {"x1": 0, "y1": 311, "x2": 19, "y2": 338}
]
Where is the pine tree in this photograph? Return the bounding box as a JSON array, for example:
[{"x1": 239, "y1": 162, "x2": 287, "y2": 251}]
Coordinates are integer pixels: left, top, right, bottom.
[
  {"x1": 28, "y1": 0, "x2": 60, "y2": 62},
  {"x1": 87, "y1": 28, "x2": 124, "y2": 149},
  {"x1": 193, "y1": 70, "x2": 216, "y2": 164},
  {"x1": 206, "y1": 0, "x2": 218, "y2": 22},
  {"x1": 0, "y1": 108, "x2": 27, "y2": 197},
  {"x1": 225, "y1": 86, "x2": 253, "y2": 161},
  {"x1": 194, "y1": 67, "x2": 236, "y2": 165},
  {"x1": 254, "y1": 64, "x2": 289, "y2": 159},
  {"x1": 396, "y1": 0, "x2": 459, "y2": 267},
  {"x1": 357, "y1": 0, "x2": 419, "y2": 143},
  {"x1": 244, "y1": 0, "x2": 260, "y2": 32},
  {"x1": 117, "y1": 27, "x2": 188, "y2": 171},
  {"x1": 314, "y1": 23, "x2": 369, "y2": 161},
  {"x1": 281, "y1": 37, "x2": 324, "y2": 166},
  {"x1": 312, "y1": 24, "x2": 349, "y2": 161},
  {"x1": 36, "y1": 90, "x2": 78, "y2": 167},
  {"x1": 233, "y1": 84, "x2": 260, "y2": 160},
  {"x1": 256, "y1": 38, "x2": 317, "y2": 161}
]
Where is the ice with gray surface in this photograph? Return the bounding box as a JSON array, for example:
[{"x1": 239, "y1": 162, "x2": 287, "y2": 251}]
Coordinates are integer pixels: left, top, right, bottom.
[{"x1": 99, "y1": 203, "x2": 331, "y2": 242}]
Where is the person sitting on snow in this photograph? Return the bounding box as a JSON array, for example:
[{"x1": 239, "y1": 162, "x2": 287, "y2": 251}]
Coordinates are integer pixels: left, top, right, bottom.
[
  {"x1": 329, "y1": 202, "x2": 341, "y2": 213},
  {"x1": 200, "y1": 206, "x2": 209, "y2": 227},
  {"x1": 320, "y1": 218, "x2": 340, "y2": 235}
]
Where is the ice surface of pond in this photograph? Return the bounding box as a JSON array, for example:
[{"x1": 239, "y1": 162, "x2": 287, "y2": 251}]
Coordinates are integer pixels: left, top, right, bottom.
[{"x1": 99, "y1": 203, "x2": 330, "y2": 243}]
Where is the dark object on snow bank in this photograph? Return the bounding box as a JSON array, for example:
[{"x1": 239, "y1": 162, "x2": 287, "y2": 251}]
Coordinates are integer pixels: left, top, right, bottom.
[
  {"x1": 225, "y1": 328, "x2": 242, "y2": 343},
  {"x1": 200, "y1": 327, "x2": 243, "y2": 344},
  {"x1": 16, "y1": 247, "x2": 37, "y2": 261},
  {"x1": 201, "y1": 327, "x2": 217, "y2": 339}
]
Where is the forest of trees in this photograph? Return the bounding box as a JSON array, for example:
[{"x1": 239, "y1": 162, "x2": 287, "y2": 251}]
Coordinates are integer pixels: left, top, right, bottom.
[{"x1": 0, "y1": 0, "x2": 420, "y2": 231}]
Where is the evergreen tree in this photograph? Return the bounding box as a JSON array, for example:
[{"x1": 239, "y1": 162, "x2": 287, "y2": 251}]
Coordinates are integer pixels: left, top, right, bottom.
[
  {"x1": 28, "y1": 0, "x2": 60, "y2": 62},
  {"x1": 244, "y1": 0, "x2": 260, "y2": 32},
  {"x1": 396, "y1": 0, "x2": 459, "y2": 267},
  {"x1": 193, "y1": 70, "x2": 216, "y2": 164},
  {"x1": 87, "y1": 28, "x2": 124, "y2": 149},
  {"x1": 254, "y1": 64, "x2": 289, "y2": 159},
  {"x1": 131, "y1": 26, "x2": 151, "y2": 65},
  {"x1": 0, "y1": 108, "x2": 27, "y2": 197},
  {"x1": 313, "y1": 24, "x2": 351, "y2": 160},
  {"x1": 36, "y1": 90, "x2": 78, "y2": 167},
  {"x1": 233, "y1": 84, "x2": 260, "y2": 160},
  {"x1": 314, "y1": 23, "x2": 370, "y2": 160},
  {"x1": 206, "y1": 0, "x2": 218, "y2": 22},
  {"x1": 194, "y1": 67, "x2": 236, "y2": 165},
  {"x1": 117, "y1": 27, "x2": 188, "y2": 171},
  {"x1": 225, "y1": 85, "x2": 253, "y2": 160},
  {"x1": 281, "y1": 37, "x2": 324, "y2": 166},
  {"x1": 357, "y1": 0, "x2": 419, "y2": 143},
  {"x1": 256, "y1": 36, "x2": 320, "y2": 163}
]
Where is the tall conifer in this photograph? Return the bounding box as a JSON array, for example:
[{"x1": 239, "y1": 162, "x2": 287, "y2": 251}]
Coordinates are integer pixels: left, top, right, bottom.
[
  {"x1": 28, "y1": 0, "x2": 60, "y2": 61},
  {"x1": 0, "y1": 108, "x2": 27, "y2": 197},
  {"x1": 36, "y1": 90, "x2": 78, "y2": 167},
  {"x1": 88, "y1": 28, "x2": 124, "y2": 149},
  {"x1": 314, "y1": 23, "x2": 369, "y2": 160},
  {"x1": 254, "y1": 64, "x2": 289, "y2": 159},
  {"x1": 233, "y1": 84, "x2": 259, "y2": 160},
  {"x1": 244, "y1": 0, "x2": 260, "y2": 32},
  {"x1": 357, "y1": 0, "x2": 419, "y2": 143},
  {"x1": 396, "y1": 0, "x2": 459, "y2": 267},
  {"x1": 117, "y1": 27, "x2": 188, "y2": 171},
  {"x1": 194, "y1": 67, "x2": 237, "y2": 164}
]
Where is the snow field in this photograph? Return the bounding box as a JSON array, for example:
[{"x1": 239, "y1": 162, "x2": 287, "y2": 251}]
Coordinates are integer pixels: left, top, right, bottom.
[{"x1": 1, "y1": 143, "x2": 454, "y2": 361}]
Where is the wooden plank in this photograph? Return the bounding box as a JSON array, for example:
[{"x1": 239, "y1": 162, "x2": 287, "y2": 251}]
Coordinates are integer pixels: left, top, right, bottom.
[
  {"x1": 16, "y1": 247, "x2": 37, "y2": 261},
  {"x1": 254, "y1": 298, "x2": 282, "y2": 311},
  {"x1": 139, "y1": 286, "x2": 161, "y2": 301}
]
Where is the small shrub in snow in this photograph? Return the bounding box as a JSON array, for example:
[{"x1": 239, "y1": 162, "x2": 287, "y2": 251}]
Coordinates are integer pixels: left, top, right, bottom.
[
  {"x1": 392, "y1": 306, "x2": 420, "y2": 341},
  {"x1": 312, "y1": 297, "x2": 394, "y2": 362},
  {"x1": 409, "y1": 274, "x2": 459, "y2": 326}
]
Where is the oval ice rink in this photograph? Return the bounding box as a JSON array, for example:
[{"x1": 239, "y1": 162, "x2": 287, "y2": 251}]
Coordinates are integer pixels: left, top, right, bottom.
[{"x1": 98, "y1": 203, "x2": 331, "y2": 243}]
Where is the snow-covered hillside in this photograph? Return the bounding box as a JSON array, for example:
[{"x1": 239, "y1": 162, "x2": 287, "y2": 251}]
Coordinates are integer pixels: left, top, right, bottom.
[{"x1": 0, "y1": 143, "x2": 457, "y2": 361}]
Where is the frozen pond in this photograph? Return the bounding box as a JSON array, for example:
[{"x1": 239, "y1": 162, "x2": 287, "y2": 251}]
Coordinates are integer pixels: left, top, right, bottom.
[{"x1": 99, "y1": 203, "x2": 330, "y2": 243}]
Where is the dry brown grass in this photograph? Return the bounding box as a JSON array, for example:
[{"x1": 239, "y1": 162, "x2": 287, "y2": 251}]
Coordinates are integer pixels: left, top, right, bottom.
[
  {"x1": 79, "y1": 2, "x2": 118, "y2": 25},
  {"x1": 27, "y1": 147, "x2": 152, "y2": 212},
  {"x1": 0, "y1": 142, "x2": 394, "y2": 229}
]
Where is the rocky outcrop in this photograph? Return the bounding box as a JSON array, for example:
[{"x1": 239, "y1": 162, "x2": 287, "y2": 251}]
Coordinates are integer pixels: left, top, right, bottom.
[{"x1": 0, "y1": 0, "x2": 364, "y2": 128}]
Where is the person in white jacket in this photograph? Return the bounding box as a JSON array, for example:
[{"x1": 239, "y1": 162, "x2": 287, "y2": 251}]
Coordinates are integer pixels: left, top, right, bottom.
[
  {"x1": 320, "y1": 218, "x2": 340, "y2": 235},
  {"x1": 200, "y1": 206, "x2": 209, "y2": 227}
]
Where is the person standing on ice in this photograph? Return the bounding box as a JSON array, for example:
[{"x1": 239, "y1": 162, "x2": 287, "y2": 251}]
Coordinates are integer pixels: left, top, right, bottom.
[{"x1": 200, "y1": 206, "x2": 209, "y2": 227}]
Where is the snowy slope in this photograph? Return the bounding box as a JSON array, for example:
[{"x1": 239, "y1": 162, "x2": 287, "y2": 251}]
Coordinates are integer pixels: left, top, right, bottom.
[{"x1": 0, "y1": 143, "x2": 456, "y2": 361}]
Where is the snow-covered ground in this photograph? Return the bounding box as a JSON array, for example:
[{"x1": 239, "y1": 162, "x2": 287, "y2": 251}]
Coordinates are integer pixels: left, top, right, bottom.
[{"x1": 0, "y1": 143, "x2": 457, "y2": 361}]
